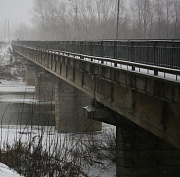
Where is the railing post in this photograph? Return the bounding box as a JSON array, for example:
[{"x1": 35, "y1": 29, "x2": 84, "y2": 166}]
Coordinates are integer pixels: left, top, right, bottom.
[
  {"x1": 90, "y1": 41, "x2": 93, "y2": 56},
  {"x1": 90, "y1": 42, "x2": 93, "y2": 62},
  {"x1": 131, "y1": 42, "x2": 135, "y2": 71},
  {"x1": 101, "y1": 41, "x2": 104, "y2": 57},
  {"x1": 153, "y1": 42, "x2": 158, "y2": 75},
  {"x1": 101, "y1": 41, "x2": 104, "y2": 64},
  {"x1": 178, "y1": 43, "x2": 180, "y2": 68},
  {"x1": 114, "y1": 41, "x2": 117, "y2": 67}
]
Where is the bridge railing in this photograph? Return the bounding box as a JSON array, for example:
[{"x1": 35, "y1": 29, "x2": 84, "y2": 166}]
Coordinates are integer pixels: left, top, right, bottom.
[
  {"x1": 12, "y1": 43, "x2": 180, "y2": 81},
  {"x1": 12, "y1": 40, "x2": 180, "y2": 69}
]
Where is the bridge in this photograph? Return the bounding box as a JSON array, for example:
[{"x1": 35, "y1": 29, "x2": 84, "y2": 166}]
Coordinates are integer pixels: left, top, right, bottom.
[{"x1": 12, "y1": 40, "x2": 180, "y2": 177}]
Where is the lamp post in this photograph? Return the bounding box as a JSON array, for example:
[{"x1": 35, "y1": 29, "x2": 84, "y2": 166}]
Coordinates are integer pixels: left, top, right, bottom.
[
  {"x1": 0, "y1": 29, "x2": 3, "y2": 42},
  {"x1": 116, "y1": 0, "x2": 120, "y2": 40},
  {"x1": 69, "y1": 0, "x2": 78, "y2": 40}
]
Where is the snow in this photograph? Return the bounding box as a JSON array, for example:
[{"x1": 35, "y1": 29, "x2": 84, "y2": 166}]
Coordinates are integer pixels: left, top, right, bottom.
[
  {"x1": 0, "y1": 124, "x2": 116, "y2": 177},
  {"x1": 0, "y1": 163, "x2": 22, "y2": 177},
  {"x1": 0, "y1": 83, "x2": 35, "y2": 104},
  {"x1": 0, "y1": 85, "x2": 34, "y2": 92},
  {"x1": 0, "y1": 44, "x2": 35, "y2": 105}
]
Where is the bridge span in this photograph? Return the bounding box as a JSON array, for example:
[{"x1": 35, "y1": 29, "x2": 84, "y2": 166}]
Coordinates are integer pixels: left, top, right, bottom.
[{"x1": 12, "y1": 40, "x2": 180, "y2": 177}]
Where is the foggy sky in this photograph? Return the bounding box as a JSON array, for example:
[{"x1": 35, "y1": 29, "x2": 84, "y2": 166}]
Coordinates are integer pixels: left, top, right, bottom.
[{"x1": 0, "y1": 0, "x2": 33, "y2": 28}]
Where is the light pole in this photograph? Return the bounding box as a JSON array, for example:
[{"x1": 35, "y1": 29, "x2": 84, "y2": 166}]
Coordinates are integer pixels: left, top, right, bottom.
[
  {"x1": 69, "y1": 0, "x2": 78, "y2": 40},
  {"x1": 116, "y1": 0, "x2": 120, "y2": 40},
  {"x1": 0, "y1": 29, "x2": 3, "y2": 42}
]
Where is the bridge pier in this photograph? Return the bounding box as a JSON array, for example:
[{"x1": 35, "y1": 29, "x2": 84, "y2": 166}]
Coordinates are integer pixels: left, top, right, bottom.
[
  {"x1": 117, "y1": 123, "x2": 180, "y2": 177},
  {"x1": 35, "y1": 70, "x2": 55, "y2": 101},
  {"x1": 84, "y1": 103, "x2": 180, "y2": 177},
  {"x1": 25, "y1": 62, "x2": 36, "y2": 86},
  {"x1": 55, "y1": 79, "x2": 102, "y2": 132}
]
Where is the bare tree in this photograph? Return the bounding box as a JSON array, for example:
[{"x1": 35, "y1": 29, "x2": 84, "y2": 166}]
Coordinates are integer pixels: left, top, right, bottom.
[
  {"x1": 165, "y1": 0, "x2": 174, "y2": 38},
  {"x1": 16, "y1": 0, "x2": 180, "y2": 41},
  {"x1": 171, "y1": 0, "x2": 180, "y2": 38},
  {"x1": 32, "y1": 0, "x2": 63, "y2": 40},
  {"x1": 130, "y1": 0, "x2": 155, "y2": 39},
  {"x1": 152, "y1": 0, "x2": 165, "y2": 38}
]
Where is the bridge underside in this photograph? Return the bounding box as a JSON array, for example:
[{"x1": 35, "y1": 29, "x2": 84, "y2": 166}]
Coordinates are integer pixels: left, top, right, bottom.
[{"x1": 25, "y1": 62, "x2": 102, "y2": 133}]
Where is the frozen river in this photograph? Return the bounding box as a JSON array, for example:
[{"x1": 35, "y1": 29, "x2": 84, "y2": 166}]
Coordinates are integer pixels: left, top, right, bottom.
[
  {"x1": 0, "y1": 87, "x2": 55, "y2": 126},
  {"x1": 0, "y1": 44, "x2": 55, "y2": 126}
]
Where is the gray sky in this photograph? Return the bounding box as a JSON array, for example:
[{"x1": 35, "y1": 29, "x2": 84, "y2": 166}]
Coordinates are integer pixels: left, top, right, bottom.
[{"x1": 0, "y1": 0, "x2": 34, "y2": 28}]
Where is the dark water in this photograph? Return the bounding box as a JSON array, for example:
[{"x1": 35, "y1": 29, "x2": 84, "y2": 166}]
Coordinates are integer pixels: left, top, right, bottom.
[{"x1": 0, "y1": 101, "x2": 55, "y2": 126}]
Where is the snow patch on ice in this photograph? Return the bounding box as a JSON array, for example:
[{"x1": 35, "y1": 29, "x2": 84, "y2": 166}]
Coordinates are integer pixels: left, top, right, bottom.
[
  {"x1": 0, "y1": 163, "x2": 22, "y2": 177},
  {"x1": 0, "y1": 85, "x2": 35, "y2": 93}
]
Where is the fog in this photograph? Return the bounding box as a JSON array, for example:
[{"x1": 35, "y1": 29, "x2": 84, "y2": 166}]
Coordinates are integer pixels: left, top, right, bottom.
[
  {"x1": 0, "y1": 0, "x2": 33, "y2": 41},
  {"x1": 1, "y1": 0, "x2": 180, "y2": 41},
  {"x1": 0, "y1": 0, "x2": 33, "y2": 26}
]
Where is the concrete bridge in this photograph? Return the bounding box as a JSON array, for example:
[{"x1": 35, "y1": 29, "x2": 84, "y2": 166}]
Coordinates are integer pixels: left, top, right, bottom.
[{"x1": 12, "y1": 40, "x2": 180, "y2": 177}]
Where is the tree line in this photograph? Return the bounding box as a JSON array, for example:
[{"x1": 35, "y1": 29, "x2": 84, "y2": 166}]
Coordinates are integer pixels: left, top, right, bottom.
[{"x1": 14, "y1": 0, "x2": 180, "y2": 40}]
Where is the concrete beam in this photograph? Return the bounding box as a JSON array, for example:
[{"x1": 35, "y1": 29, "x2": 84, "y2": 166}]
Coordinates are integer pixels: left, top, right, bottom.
[
  {"x1": 25, "y1": 61, "x2": 36, "y2": 86},
  {"x1": 35, "y1": 70, "x2": 55, "y2": 101}
]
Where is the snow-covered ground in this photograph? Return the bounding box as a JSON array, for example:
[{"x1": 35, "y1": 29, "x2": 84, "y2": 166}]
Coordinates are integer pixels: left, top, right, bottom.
[
  {"x1": 0, "y1": 124, "x2": 116, "y2": 177},
  {"x1": 0, "y1": 44, "x2": 25, "y2": 177},
  {"x1": 0, "y1": 163, "x2": 22, "y2": 177}
]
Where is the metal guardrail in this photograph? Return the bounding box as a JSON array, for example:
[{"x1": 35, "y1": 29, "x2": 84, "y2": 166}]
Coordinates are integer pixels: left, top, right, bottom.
[
  {"x1": 12, "y1": 40, "x2": 180, "y2": 70},
  {"x1": 13, "y1": 44, "x2": 180, "y2": 82}
]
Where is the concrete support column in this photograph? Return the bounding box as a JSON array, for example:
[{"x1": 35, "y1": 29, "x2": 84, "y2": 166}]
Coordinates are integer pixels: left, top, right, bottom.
[
  {"x1": 116, "y1": 123, "x2": 180, "y2": 177},
  {"x1": 25, "y1": 63, "x2": 36, "y2": 86},
  {"x1": 35, "y1": 71, "x2": 55, "y2": 101},
  {"x1": 55, "y1": 79, "x2": 102, "y2": 132}
]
